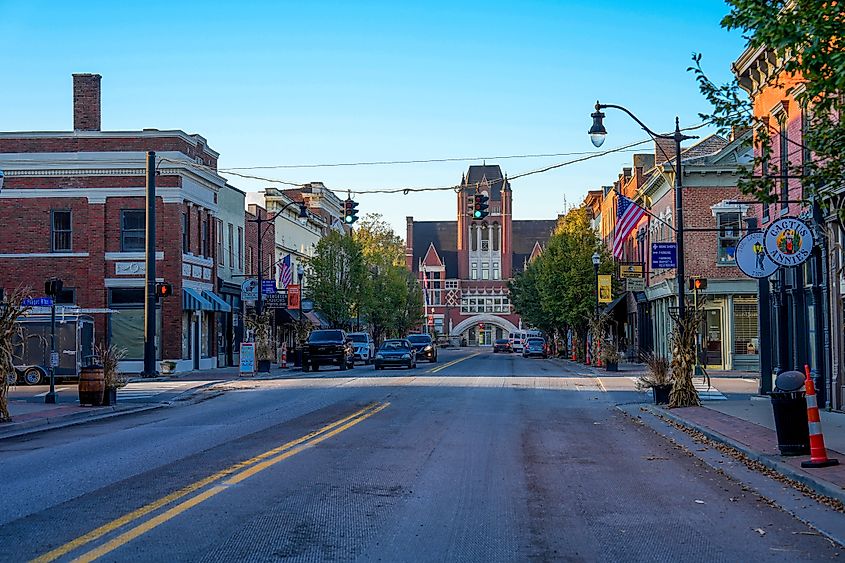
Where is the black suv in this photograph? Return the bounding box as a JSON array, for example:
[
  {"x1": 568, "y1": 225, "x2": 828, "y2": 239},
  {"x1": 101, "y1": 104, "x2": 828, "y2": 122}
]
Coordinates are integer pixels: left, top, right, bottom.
[
  {"x1": 406, "y1": 333, "x2": 437, "y2": 362},
  {"x1": 302, "y1": 329, "x2": 354, "y2": 372}
]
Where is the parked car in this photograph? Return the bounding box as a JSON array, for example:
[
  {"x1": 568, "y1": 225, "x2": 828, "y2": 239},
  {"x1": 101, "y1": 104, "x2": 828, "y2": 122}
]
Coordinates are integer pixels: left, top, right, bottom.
[
  {"x1": 406, "y1": 333, "x2": 437, "y2": 362},
  {"x1": 374, "y1": 339, "x2": 416, "y2": 370},
  {"x1": 493, "y1": 338, "x2": 512, "y2": 353},
  {"x1": 302, "y1": 329, "x2": 354, "y2": 372},
  {"x1": 522, "y1": 337, "x2": 548, "y2": 359},
  {"x1": 509, "y1": 331, "x2": 527, "y2": 353},
  {"x1": 347, "y1": 332, "x2": 375, "y2": 364}
]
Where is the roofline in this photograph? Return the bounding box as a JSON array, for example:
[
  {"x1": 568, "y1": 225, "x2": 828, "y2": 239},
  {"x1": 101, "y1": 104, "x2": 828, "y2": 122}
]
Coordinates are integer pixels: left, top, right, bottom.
[{"x1": 0, "y1": 129, "x2": 220, "y2": 158}]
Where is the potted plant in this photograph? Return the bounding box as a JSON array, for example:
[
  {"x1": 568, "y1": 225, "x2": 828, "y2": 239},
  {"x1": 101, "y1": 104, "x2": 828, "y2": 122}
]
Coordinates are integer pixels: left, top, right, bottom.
[
  {"x1": 600, "y1": 344, "x2": 620, "y2": 372},
  {"x1": 246, "y1": 311, "x2": 274, "y2": 373},
  {"x1": 95, "y1": 343, "x2": 127, "y2": 406},
  {"x1": 636, "y1": 352, "x2": 673, "y2": 405}
]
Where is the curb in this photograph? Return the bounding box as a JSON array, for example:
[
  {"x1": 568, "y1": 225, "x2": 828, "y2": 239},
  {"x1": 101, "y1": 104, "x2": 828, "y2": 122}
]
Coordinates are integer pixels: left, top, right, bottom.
[
  {"x1": 0, "y1": 381, "x2": 225, "y2": 442},
  {"x1": 0, "y1": 403, "x2": 164, "y2": 442},
  {"x1": 634, "y1": 402, "x2": 845, "y2": 507}
]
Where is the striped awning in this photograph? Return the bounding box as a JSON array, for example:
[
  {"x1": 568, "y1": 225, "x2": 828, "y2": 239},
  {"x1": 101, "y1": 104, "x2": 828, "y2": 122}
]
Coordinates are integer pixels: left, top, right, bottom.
[
  {"x1": 202, "y1": 290, "x2": 232, "y2": 313},
  {"x1": 183, "y1": 287, "x2": 214, "y2": 311}
]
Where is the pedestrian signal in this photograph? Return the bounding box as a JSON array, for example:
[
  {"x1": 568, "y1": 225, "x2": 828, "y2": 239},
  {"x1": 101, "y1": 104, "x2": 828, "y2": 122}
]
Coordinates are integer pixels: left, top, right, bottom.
[
  {"x1": 343, "y1": 199, "x2": 359, "y2": 224},
  {"x1": 155, "y1": 282, "x2": 173, "y2": 299},
  {"x1": 689, "y1": 277, "x2": 708, "y2": 291}
]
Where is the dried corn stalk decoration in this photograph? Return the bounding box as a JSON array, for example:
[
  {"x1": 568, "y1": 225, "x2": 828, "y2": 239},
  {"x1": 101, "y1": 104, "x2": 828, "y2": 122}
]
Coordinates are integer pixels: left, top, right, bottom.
[
  {"x1": 0, "y1": 288, "x2": 32, "y2": 422},
  {"x1": 668, "y1": 301, "x2": 706, "y2": 408}
]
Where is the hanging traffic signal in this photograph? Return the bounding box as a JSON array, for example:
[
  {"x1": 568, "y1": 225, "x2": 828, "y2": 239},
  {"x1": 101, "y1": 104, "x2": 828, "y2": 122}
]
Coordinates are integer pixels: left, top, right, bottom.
[
  {"x1": 343, "y1": 199, "x2": 359, "y2": 224},
  {"x1": 472, "y1": 193, "x2": 489, "y2": 219},
  {"x1": 689, "y1": 277, "x2": 708, "y2": 291},
  {"x1": 155, "y1": 282, "x2": 173, "y2": 299}
]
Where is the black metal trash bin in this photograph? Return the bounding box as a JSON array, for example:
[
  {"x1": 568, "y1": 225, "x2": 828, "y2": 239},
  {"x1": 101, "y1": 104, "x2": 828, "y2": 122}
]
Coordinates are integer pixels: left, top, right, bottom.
[{"x1": 771, "y1": 391, "x2": 810, "y2": 456}]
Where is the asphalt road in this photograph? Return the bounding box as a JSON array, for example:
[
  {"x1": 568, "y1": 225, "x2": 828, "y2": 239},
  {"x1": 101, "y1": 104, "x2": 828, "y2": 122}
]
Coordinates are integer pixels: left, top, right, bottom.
[{"x1": 0, "y1": 349, "x2": 839, "y2": 562}]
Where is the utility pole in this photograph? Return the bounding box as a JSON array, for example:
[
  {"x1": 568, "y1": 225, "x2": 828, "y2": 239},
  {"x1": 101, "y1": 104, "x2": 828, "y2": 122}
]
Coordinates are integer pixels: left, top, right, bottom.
[{"x1": 142, "y1": 151, "x2": 157, "y2": 377}]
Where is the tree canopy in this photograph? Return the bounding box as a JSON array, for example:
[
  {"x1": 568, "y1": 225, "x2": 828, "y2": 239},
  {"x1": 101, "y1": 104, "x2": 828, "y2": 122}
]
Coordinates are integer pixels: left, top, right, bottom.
[{"x1": 689, "y1": 0, "x2": 844, "y2": 213}]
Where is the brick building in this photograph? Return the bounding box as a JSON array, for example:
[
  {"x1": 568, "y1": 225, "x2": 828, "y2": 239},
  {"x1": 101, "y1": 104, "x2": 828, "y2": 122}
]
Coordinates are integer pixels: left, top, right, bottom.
[
  {"x1": 0, "y1": 74, "x2": 230, "y2": 373},
  {"x1": 406, "y1": 165, "x2": 556, "y2": 344},
  {"x1": 734, "y1": 45, "x2": 845, "y2": 407}
]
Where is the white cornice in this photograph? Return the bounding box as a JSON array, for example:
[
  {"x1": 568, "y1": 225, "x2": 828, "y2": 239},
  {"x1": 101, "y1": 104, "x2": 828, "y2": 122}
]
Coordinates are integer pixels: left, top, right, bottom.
[
  {"x1": 0, "y1": 187, "x2": 218, "y2": 209},
  {"x1": 105, "y1": 252, "x2": 164, "y2": 261}
]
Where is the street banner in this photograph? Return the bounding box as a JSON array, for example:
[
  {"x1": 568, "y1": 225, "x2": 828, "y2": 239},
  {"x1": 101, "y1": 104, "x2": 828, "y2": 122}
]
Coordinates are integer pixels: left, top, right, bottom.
[
  {"x1": 626, "y1": 278, "x2": 645, "y2": 292},
  {"x1": 240, "y1": 279, "x2": 259, "y2": 302},
  {"x1": 619, "y1": 264, "x2": 643, "y2": 279},
  {"x1": 763, "y1": 217, "x2": 814, "y2": 267},
  {"x1": 598, "y1": 275, "x2": 612, "y2": 303},
  {"x1": 288, "y1": 284, "x2": 301, "y2": 310},
  {"x1": 651, "y1": 243, "x2": 677, "y2": 269},
  {"x1": 239, "y1": 343, "x2": 255, "y2": 376},
  {"x1": 735, "y1": 232, "x2": 778, "y2": 278}
]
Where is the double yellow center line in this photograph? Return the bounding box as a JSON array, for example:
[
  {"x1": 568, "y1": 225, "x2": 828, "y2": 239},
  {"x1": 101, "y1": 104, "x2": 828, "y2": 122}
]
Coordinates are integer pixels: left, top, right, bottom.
[{"x1": 34, "y1": 402, "x2": 389, "y2": 563}]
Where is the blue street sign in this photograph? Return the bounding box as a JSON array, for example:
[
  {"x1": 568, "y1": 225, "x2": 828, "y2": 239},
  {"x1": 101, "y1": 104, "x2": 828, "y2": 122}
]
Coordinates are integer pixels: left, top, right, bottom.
[
  {"x1": 651, "y1": 243, "x2": 678, "y2": 269},
  {"x1": 261, "y1": 279, "x2": 277, "y2": 295},
  {"x1": 22, "y1": 297, "x2": 54, "y2": 307}
]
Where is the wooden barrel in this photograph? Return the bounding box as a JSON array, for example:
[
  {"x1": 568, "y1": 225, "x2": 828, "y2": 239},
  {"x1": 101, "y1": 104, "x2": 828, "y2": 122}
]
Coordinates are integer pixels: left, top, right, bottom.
[{"x1": 78, "y1": 366, "x2": 105, "y2": 406}]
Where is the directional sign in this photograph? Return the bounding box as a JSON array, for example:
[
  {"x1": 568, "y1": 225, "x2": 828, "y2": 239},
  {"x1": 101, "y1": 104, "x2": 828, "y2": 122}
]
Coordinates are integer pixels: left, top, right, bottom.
[
  {"x1": 22, "y1": 297, "x2": 54, "y2": 307},
  {"x1": 651, "y1": 243, "x2": 677, "y2": 269},
  {"x1": 261, "y1": 279, "x2": 277, "y2": 295},
  {"x1": 240, "y1": 279, "x2": 259, "y2": 302}
]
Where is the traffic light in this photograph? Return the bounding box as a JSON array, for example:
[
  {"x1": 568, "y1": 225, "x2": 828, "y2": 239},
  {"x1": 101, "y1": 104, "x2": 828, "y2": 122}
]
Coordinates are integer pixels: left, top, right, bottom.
[
  {"x1": 689, "y1": 277, "x2": 708, "y2": 291},
  {"x1": 155, "y1": 282, "x2": 173, "y2": 300},
  {"x1": 472, "y1": 194, "x2": 489, "y2": 219},
  {"x1": 44, "y1": 278, "x2": 63, "y2": 297},
  {"x1": 343, "y1": 199, "x2": 359, "y2": 224}
]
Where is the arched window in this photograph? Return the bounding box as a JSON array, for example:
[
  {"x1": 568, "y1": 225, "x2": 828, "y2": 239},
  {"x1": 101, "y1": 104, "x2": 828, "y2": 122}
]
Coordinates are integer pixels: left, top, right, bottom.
[
  {"x1": 471, "y1": 223, "x2": 478, "y2": 251},
  {"x1": 492, "y1": 222, "x2": 500, "y2": 251}
]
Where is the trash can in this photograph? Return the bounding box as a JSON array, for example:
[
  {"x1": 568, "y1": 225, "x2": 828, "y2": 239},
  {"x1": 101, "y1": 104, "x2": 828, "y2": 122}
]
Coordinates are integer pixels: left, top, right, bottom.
[
  {"x1": 771, "y1": 391, "x2": 810, "y2": 455},
  {"x1": 770, "y1": 370, "x2": 810, "y2": 456}
]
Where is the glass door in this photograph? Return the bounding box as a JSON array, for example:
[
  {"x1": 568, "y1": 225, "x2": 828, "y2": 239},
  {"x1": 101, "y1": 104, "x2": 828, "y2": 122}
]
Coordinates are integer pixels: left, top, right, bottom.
[{"x1": 703, "y1": 309, "x2": 723, "y2": 368}]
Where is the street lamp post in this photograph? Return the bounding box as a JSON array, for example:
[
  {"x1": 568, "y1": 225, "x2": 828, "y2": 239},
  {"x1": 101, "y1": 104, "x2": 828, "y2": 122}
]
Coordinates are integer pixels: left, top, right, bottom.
[
  {"x1": 589, "y1": 101, "x2": 697, "y2": 320},
  {"x1": 44, "y1": 277, "x2": 63, "y2": 404},
  {"x1": 296, "y1": 263, "x2": 305, "y2": 367},
  {"x1": 248, "y1": 200, "x2": 309, "y2": 318},
  {"x1": 592, "y1": 252, "x2": 600, "y2": 318}
]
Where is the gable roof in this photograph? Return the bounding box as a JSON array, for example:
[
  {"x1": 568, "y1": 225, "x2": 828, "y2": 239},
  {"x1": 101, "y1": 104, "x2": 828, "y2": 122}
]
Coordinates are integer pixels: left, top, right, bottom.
[
  {"x1": 411, "y1": 221, "x2": 458, "y2": 274},
  {"x1": 421, "y1": 242, "x2": 443, "y2": 267}
]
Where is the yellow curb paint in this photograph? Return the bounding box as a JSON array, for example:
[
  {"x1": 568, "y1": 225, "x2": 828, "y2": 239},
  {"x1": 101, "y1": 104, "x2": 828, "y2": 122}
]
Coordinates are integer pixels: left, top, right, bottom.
[
  {"x1": 70, "y1": 403, "x2": 390, "y2": 563},
  {"x1": 428, "y1": 353, "x2": 479, "y2": 374},
  {"x1": 33, "y1": 403, "x2": 385, "y2": 563}
]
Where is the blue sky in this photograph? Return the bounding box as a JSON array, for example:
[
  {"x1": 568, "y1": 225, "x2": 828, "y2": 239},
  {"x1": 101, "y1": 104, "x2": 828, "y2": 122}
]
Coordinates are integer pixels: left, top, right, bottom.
[{"x1": 0, "y1": 1, "x2": 746, "y2": 235}]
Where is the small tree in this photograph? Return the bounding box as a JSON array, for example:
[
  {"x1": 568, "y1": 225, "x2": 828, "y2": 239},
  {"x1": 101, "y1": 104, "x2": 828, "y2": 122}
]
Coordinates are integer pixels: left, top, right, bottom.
[{"x1": 306, "y1": 231, "x2": 366, "y2": 328}]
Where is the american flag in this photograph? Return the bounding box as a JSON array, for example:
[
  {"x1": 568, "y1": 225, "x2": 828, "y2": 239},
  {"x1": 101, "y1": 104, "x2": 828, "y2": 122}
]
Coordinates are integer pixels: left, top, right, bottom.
[
  {"x1": 613, "y1": 195, "x2": 646, "y2": 259},
  {"x1": 278, "y1": 254, "x2": 293, "y2": 289},
  {"x1": 421, "y1": 266, "x2": 429, "y2": 307}
]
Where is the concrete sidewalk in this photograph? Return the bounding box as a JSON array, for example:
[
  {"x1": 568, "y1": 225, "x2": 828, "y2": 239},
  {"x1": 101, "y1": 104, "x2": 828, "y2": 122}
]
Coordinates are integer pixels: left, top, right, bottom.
[{"x1": 633, "y1": 396, "x2": 845, "y2": 506}]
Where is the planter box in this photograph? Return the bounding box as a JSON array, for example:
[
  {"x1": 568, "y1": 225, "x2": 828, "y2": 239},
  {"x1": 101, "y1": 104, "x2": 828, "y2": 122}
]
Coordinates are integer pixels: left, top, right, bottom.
[
  {"x1": 652, "y1": 384, "x2": 672, "y2": 405},
  {"x1": 604, "y1": 362, "x2": 619, "y2": 372}
]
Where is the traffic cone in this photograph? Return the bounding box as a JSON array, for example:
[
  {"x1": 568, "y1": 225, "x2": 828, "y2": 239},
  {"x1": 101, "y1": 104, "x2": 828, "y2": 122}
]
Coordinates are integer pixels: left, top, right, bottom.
[
  {"x1": 280, "y1": 349, "x2": 287, "y2": 369},
  {"x1": 801, "y1": 364, "x2": 839, "y2": 468}
]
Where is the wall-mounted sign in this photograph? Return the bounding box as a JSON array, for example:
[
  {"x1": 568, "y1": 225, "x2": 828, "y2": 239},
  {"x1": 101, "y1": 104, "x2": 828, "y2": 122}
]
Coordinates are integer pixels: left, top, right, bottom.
[
  {"x1": 241, "y1": 279, "x2": 259, "y2": 302},
  {"x1": 651, "y1": 243, "x2": 677, "y2": 269},
  {"x1": 263, "y1": 292, "x2": 288, "y2": 309},
  {"x1": 598, "y1": 275, "x2": 613, "y2": 303},
  {"x1": 735, "y1": 232, "x2": 778, "y2": 279},
  {"x1": 763, "y1": 217, "x2": 814, "y2": 266},
  {"x1": 626, "y1": 278, "x2": 645, "y2": 292},
  {"x1": 619, "y1": 264, "x2": 643, "y2": 279}
]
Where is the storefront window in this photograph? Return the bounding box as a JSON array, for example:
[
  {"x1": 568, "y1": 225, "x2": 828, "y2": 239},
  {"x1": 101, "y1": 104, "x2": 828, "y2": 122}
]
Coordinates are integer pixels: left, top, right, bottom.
[
  {"x1": 109, "y1": 288, "x2": 160, "y2": 360},
  {"x1": 733, "y1": 303, "x2": 759, "y2": 355}
]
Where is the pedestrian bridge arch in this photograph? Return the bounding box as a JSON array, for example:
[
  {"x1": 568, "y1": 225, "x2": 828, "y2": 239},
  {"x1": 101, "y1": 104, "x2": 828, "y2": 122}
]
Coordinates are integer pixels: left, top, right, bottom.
[{"x1": 451, "y1": 314, "x2": 519, "y2": 336}]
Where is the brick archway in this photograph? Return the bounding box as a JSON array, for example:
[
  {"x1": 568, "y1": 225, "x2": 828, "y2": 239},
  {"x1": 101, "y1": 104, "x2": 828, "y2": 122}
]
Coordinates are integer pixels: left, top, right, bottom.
[{"x1": 452, "y1": 314, "x2": 519, "y2": 336}]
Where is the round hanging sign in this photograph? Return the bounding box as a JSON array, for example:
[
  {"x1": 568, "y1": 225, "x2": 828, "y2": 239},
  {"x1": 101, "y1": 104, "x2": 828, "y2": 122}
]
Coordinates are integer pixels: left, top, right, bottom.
[
  {"x1": 735, "y1": 232, "x2": 778, "y2": 278},
  {"x1": 763, "y1": 217, "x2": 814, "y2": 266}
]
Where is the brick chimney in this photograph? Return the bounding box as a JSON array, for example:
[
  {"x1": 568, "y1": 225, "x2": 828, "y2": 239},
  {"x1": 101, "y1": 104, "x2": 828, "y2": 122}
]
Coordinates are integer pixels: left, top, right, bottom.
[{"x1": 73, "y1": 73, "x2": 102, "y2": 131}]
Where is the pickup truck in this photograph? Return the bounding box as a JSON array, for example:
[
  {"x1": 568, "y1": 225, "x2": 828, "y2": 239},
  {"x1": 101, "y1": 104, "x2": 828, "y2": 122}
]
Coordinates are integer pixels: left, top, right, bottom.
[{"x1": 302, "y1": 329, "x2": 355, "y2": 372}]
